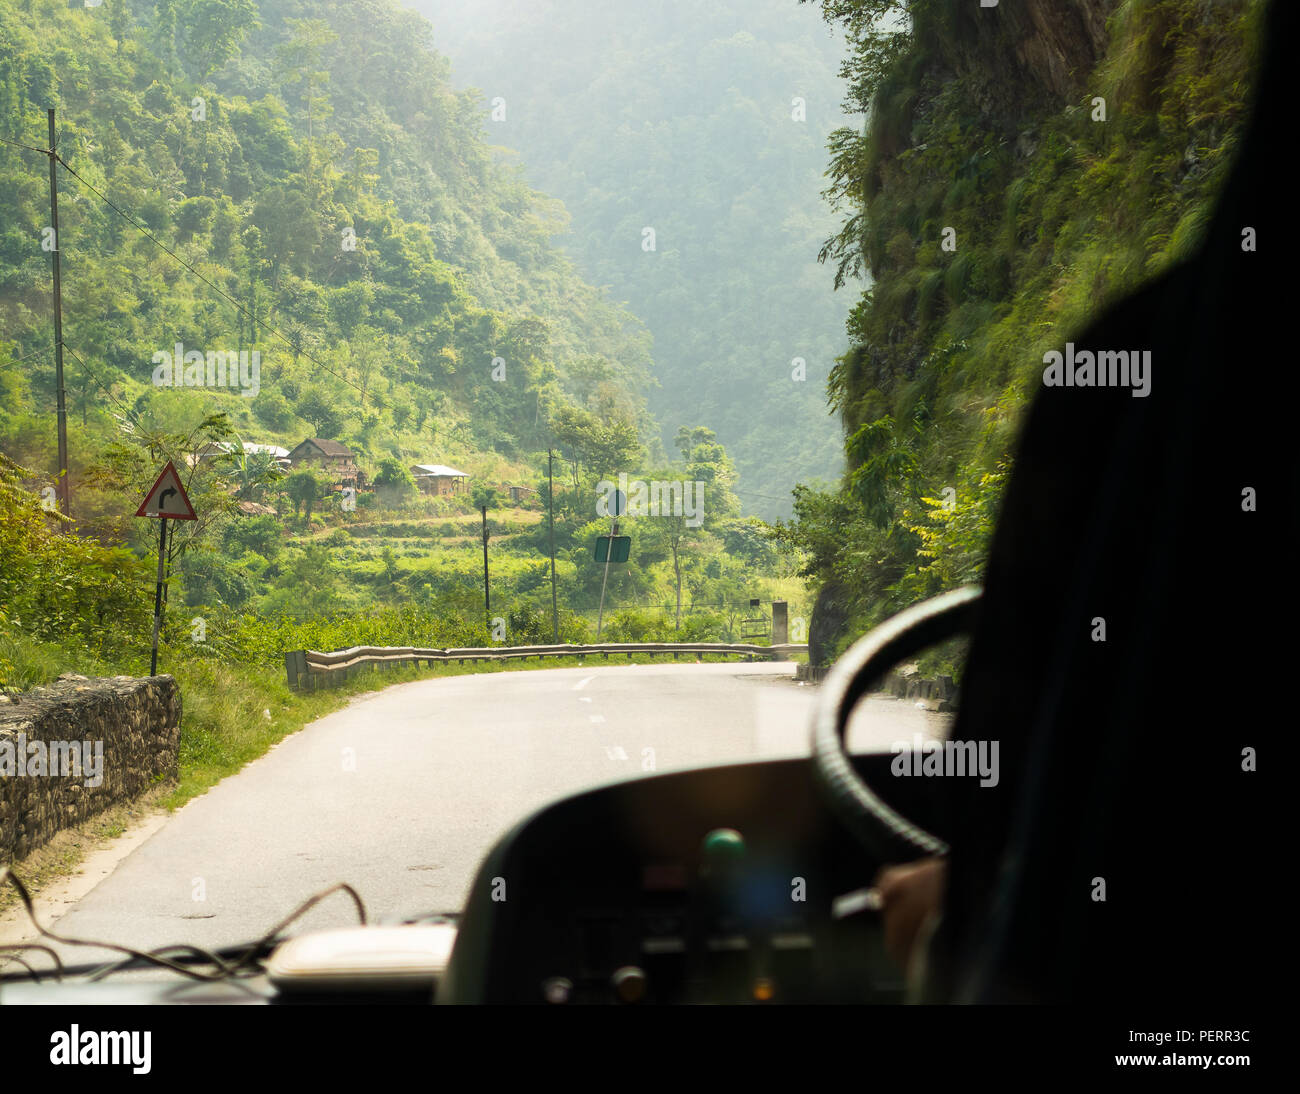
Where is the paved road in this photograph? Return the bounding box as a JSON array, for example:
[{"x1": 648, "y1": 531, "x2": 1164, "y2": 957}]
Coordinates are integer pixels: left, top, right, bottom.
[{"x1": 3, "y1": 662, "x2": 949, "y2": 964}]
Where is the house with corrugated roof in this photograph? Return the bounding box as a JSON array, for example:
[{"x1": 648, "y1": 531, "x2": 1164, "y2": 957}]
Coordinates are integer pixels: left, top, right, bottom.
[
  {"x1": 194, "y1": 440, "x2": 291, "y2": 469},
  {"x1": 409, "y1": 463, "x2": 468, "y2": 495}
]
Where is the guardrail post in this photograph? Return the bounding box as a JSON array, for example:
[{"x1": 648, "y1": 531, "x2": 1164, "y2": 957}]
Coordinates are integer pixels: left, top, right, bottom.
[
  {"x1": 771, "y1": 601, "x2": 789, "y2": 651},
  {"x1": 286, "y1": 650, "x2": 310, "y2": 690}
]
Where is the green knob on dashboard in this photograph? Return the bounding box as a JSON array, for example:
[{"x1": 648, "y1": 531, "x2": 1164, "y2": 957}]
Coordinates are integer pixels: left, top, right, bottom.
[{"x1": 702, "y1": 827, "x2": 746, "y2": 859}]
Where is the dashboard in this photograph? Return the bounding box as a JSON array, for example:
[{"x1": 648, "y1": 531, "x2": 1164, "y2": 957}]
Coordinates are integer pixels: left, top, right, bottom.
[{"x1": 437, "y1": 753, "x2": 940, "y2": 1004}]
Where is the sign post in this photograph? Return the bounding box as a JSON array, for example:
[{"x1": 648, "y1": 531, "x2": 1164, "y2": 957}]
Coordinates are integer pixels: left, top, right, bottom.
[
  {"x1": 135, "y1": 461, "x2": 197, "y2": 676},
  {"x1": 149, "y1": 518, "x2": 168, "y2": 676}
]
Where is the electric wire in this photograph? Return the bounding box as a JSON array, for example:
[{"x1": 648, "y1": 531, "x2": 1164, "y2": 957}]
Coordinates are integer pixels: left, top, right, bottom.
[{"x1": 0, "y1": 867, "x2": 368, "y2": 985}]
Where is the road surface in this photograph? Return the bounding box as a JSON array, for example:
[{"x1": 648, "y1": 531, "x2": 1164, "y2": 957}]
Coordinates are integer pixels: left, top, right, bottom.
[{"x1": 1, "y1": 662, "x2": 950, "y2": 964}]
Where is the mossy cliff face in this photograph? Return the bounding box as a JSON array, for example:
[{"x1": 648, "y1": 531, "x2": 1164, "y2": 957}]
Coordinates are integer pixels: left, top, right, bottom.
[
  {"x1": 940, "y1": 0, "x2": 1112, "y2": 108},
  {"x1": 785, "y1": 0, "x2": 1262, "y2": 663}
]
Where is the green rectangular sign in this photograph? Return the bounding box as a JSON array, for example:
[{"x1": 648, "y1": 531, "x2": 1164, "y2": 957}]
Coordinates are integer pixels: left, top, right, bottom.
[{"x1": 595, "y1": 535, "x2": 631, "y2": 563}]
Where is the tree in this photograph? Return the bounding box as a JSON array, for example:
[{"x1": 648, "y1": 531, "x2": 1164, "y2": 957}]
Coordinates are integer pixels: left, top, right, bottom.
[
  {"x1": 295, "y1": 388, "x2": 345, "y2": 437},
  {"x1": 274, "y1": 18, "x2": 340, "y2": 198},
  {"x1": 151, "y1": 0, "x2": 179, "y2": 62},
  {"x1": 675, "y1": 425, "x2": 717, "y2": 462},
  {"x1": 471, "y1": 484, "x2": 500, "y2": 511},
  {"x1": 107, "y1": 0, "x2": 133, "y2": 51},
  {"x1": 255, "y1": 185, "x2": 323, "y2": 287},
  {"x1": 346, "y1": 325, "x2": 388, "y2": 401},
  {"x1": 845, "y1": 414, "x2": 919, "y2": 529},
  {"x1": 373, "y1": 458, "x2": 415, "y2": 505},
  {"x1": 253, "y1": 390, "x2": 296, "y2": 432},
  {"x1": 639, "y1": 502, "x2": 693, "y2": 630},
  {"x1": 182, "y1": 0, "x2": 259, "y2": 77},
  {"x1": 548, "y1": 403, "x2": 642, "y2": 480},
  {"x1": 284, "y1": 468, "x2": 326, "y2": 523},
  {"x1": 222, "y1": 442, "x2": 284, "y2": 502},
  {"x1": 0, "y1": 455, "x2": 152, "y2": 663}
]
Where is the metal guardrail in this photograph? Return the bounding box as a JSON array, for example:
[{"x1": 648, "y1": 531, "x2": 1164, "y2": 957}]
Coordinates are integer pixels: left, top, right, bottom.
[{"x1": 284, "y1": 642, "x2": 809, "y2": 690}]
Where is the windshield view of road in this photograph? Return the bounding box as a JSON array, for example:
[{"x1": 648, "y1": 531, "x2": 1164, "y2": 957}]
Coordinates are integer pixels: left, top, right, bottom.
[
  {"x1": 0, "y1": 664, "x2": 949, "y2": 963},
  {"x1": 0, "y1": 0, "x2": 1282, "y2": 1070}
]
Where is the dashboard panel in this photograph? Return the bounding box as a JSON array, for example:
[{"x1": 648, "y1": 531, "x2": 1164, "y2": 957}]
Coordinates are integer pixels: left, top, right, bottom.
[{"x1": 437, "y1": 754, "x2": 943, "y2": 1004}]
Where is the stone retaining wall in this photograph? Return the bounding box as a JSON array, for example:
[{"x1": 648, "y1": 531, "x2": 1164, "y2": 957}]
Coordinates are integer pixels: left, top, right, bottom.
[{"x1": 0, "y1": 674, "x2": 180, "y2": 863}]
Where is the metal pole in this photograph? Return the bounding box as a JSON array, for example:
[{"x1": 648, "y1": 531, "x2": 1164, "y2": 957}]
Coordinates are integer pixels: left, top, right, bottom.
[
  {"x1": 595, "y1": 534, "x2": 613, "y2": 638},
  {"x1": 548, "y1": 449, "x2": 558, "y2": 643},
  {"x1": 150, "y1": 518, "x2": 168, "y2": 675},
  {"x1": 481, "y1": 504, "x2": 490, "y2": 624},
  {"x1": 594, "y1": 489, "x2": 625, "y2": 638},
  {"x1": 47, "y1": 108, "x2": 69, "y2": 516}
]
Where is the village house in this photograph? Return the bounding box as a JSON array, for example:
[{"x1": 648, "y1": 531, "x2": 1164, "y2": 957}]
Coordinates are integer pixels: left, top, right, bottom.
[
  {"x1": 194, "y1": 441, "x2": 291, "y2": 470},
  {"x1": 410, "y1": 463, "x2": 469, "y2": 496},
  {"x1": 288, "y1": 438, "x2": 363, "y2": 488}
]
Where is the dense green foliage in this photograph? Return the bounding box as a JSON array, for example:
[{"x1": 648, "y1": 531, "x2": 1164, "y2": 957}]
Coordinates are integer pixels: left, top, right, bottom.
[
  {"x1": 0, "y1": 0, "x2": 655, "y2": 483},
  {"x1": 412, "y1": 0, "x2": 854, "y2": 518},
  {"x1": 775, "y1": 0, "x2": 1263, "y2": 660},
  {"x1": 0, "y1": 454, "x2": 151, "y2": 680},
  {"x1": 0, "y1": 0, "x2": 811, "y2": 695}
]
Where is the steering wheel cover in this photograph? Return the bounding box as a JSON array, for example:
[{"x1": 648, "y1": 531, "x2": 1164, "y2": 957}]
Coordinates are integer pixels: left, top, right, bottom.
[{"x1": 810, "y1": 586, "x2": 982, "y2": 863}]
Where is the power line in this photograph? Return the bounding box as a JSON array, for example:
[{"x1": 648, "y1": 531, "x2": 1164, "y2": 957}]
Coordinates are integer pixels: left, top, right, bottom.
[
  {"x1": 58, "y1": 341, "x2": 148, "y2": 436},
  {"x1": 732, "y1": 488, "x2": 792, "y2": 502},
  {"x1": 38, "y1": 151, "x2": 675, "y2": 479},
  {"x1": 36, "y1": 137, "x2": 776, "y2": 505},
  {"x1": 2, "y1": 344, "x2": 51, "y2": 367},
  {"x1": 0, "y1": 133, "x2": 50, "y2": 155},
  {"x1": 54, "y1": 154, "x2": 372, "y2": 404}
]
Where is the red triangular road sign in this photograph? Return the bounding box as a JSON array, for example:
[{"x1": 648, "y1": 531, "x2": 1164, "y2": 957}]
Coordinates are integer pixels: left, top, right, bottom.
[{"x1": 135, "y1": 461, "x2": 197, "y2": 520}]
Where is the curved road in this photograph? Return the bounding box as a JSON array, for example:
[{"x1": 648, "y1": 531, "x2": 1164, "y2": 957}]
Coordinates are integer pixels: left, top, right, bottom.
[{"x1": 2, "y1": 662, "x2": 949, "y2": 963}]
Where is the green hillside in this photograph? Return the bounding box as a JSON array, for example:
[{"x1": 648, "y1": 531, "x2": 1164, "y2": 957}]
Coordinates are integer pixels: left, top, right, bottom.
[
  {"x1": 0, "y1": 0, "x2": 811, "y2": 683},
  {"x1": 409, "y1": 0, "x2": 854, "y2": 519},
  {"x1": 775, "y1": 0, "x2": 1264, "y2": 662},
  {"x1": 0, "y1": 0, "x2": 657, "y2": 487}
]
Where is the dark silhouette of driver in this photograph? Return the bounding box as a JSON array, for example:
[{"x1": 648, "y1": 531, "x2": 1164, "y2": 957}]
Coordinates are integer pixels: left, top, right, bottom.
[{"x1": 880, "y1": 0, "x2": 1291, "y2": 1004}]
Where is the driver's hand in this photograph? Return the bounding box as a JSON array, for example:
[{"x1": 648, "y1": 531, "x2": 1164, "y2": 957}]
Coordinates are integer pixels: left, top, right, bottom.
[{"x1": 874, "y1": 856, "x2": 947, "y2": 972}]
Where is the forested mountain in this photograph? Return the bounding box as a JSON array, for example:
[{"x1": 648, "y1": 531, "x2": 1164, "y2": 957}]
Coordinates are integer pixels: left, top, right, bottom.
[
  {"x1": 1, "y1": 0, "x2": 807, "y2": 680},
  {"x1": 774, "y1": 0, "x2": 1265, "y2": 661},
  {"x1": 408, "y1": 0, "x2": 854, "y2": 519},
  {"x1": 0, "y1": 0, "x2": 657, "y2": 534}
]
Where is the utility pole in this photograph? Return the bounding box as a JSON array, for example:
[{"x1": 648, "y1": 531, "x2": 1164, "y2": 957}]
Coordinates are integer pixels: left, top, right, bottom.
[
  {"x1": 548, "y1": 449, "x2": 558, "y2": 643},
  {"x1": 480, "y1": 503, "x2": 491, "y2": 626},
  {"x1": 46, "y1": 107, "x2": 69, "y2": 516}
]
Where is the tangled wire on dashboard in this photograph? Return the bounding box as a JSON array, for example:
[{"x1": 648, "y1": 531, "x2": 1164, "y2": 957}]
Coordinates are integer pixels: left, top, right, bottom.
[{"x1": 0, "y1": 867, "x2": 367, "y2": 984}]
